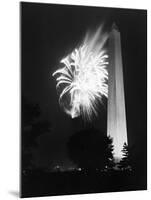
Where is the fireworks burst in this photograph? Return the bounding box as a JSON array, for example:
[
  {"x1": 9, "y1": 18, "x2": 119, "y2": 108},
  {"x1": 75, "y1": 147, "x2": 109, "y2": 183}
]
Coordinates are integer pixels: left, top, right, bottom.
[{"x1": 52, "y1": 26, "x2": 109, "y2": 121}]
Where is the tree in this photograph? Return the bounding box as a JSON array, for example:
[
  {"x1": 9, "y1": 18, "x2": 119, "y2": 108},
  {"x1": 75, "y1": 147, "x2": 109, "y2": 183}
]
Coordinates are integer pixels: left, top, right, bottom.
[
  {"x1": 21, "y1": 96, "x2": 51, "y2": 171},
  {"x1": 67, "y1": 128, "x2": 114, "y2": 171},
  {"x1": 118, "y1": 142, "x2": 132, "y2": 170},
  {"x1": 22, "y1": 96, "x2": 40, "y2": 127}
]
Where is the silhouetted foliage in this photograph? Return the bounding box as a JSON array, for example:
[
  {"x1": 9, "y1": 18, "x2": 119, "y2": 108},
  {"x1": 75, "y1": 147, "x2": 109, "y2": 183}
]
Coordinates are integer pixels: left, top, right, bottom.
[
  {"x1": 22, "y1": 96, "x2": 41, "y2": 126},
  {"x1": 67, "y1": 128, "x2": 114, "y2": 170},
  {"x1": 22, "y1": 96, "x2": 51, "y2": 170},
  {"x1": 118, "y1": 142, "x2": 132, "y2": 170},
  {"x1": 23, "y1": 120, "x2": 52, "y2": 148}
]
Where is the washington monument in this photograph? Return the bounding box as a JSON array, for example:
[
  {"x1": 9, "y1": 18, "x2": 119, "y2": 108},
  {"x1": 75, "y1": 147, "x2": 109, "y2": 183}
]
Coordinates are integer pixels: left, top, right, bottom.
[{"x1": 107, "y1": 23, "x2": 128, "y2": 160}]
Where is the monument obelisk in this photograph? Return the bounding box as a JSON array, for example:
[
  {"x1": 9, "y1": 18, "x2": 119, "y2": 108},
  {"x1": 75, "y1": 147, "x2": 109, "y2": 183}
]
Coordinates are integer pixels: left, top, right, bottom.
[{"x1": 107, "y1": 23, "x2": 128, "y2": 160}]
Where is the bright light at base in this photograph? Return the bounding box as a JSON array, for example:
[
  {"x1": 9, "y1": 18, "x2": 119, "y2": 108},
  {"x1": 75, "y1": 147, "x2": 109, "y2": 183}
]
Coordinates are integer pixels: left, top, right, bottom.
[{"x1": 52, "y1": 25, "x2": 109, "y2": 121}]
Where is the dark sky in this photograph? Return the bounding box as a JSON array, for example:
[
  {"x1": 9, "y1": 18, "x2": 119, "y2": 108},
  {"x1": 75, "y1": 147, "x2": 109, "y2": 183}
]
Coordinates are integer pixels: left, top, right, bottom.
[{"x1": 21, "y1": 2, "x2": 147, "y2": 169}]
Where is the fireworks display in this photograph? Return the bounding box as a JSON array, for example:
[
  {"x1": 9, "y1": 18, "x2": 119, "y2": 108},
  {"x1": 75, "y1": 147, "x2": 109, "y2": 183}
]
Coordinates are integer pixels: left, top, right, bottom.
[{"x1": 52, "y1": 26, "x2": 109, "y2": 121}]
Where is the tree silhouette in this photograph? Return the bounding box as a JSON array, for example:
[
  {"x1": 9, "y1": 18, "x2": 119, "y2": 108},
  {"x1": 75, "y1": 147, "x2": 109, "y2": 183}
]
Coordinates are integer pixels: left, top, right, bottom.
[
  {"x1": 67, "y1": 128, "x2": 114, "y2": 171},
  {"x1": 22, "y1": 96, "x2": 51, "y2": 171},
  {"x1": 118, "y1": 142, "x2": 132, "y2": 170},
  {"x1": 22, "y1": 96, "x2": 40, "y2": 126}
]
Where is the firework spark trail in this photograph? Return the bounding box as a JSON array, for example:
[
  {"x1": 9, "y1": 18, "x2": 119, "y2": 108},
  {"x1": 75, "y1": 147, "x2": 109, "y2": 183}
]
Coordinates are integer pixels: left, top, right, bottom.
[{"x1": 52, "y1": 25, "x2": 109, "y2": 121}]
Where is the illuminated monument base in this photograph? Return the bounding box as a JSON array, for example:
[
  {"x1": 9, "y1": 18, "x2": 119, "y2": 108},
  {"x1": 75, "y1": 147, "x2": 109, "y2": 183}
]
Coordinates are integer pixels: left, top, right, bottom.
[{"x1": 107, "y1": 24, "x2": 128, "y2": 160}]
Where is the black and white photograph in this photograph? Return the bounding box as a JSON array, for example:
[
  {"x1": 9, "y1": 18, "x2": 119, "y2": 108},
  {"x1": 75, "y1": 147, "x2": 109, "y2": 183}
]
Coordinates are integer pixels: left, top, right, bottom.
[{"x1": 21, "y1": 2, "x2": 147, "y2": 198}]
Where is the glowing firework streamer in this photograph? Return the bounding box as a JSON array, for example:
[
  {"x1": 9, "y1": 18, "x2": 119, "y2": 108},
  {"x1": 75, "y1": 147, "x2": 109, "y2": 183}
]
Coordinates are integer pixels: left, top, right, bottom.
[{"x1": 52, "y1": 26, "x2": 109, "y2": 121}]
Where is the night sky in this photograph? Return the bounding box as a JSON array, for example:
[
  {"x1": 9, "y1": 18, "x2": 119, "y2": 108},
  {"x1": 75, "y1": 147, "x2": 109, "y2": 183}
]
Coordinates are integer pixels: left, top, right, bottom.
[{"x1": 21, "y1": 2, "x2": 147, "y2": 170}]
